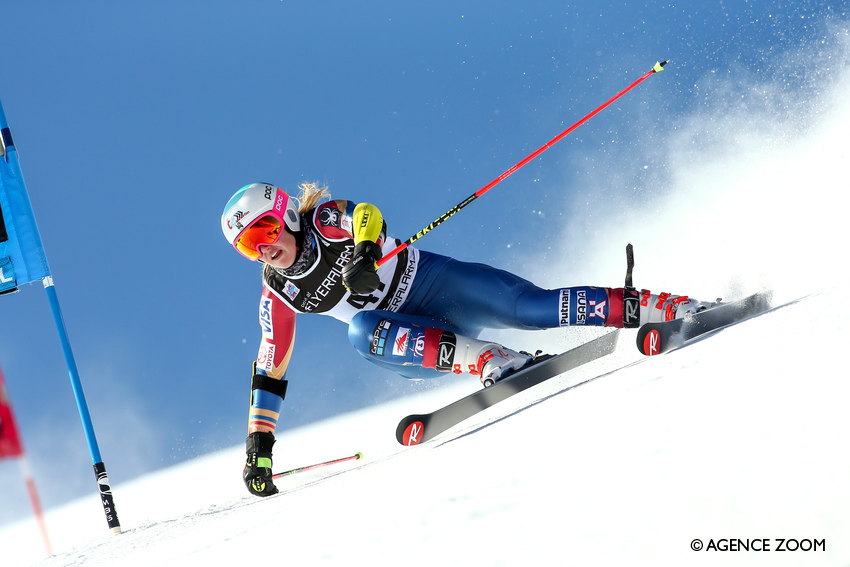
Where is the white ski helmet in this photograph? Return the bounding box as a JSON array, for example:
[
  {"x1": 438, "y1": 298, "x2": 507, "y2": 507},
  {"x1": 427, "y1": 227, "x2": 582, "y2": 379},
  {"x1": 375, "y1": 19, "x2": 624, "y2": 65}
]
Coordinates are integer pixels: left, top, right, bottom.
[{"x1": 221, "y1": 183, "x2": 301, "y2": 260}]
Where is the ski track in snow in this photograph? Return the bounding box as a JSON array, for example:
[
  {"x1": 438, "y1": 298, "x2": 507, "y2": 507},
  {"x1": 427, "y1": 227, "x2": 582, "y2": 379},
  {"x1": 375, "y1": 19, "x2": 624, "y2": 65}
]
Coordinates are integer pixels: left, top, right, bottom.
[{"x1": 2, "y1": 289, "x2": 849, "y2": 567}]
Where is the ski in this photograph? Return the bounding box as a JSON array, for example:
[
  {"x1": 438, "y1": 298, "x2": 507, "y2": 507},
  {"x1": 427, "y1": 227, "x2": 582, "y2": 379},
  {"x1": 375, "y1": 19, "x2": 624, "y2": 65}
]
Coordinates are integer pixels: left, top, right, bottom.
[
  {"x1": 636, "y1": 291, "x2": 772, "y2": 356},
  {"x1": 396, "y1": 330, "x2": 620, "y2": 446}
]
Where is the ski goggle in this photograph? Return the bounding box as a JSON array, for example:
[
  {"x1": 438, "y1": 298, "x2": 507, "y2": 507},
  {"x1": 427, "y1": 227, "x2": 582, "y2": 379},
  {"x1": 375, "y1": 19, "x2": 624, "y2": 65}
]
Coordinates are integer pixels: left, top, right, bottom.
[{"x1": 234, "y1": 215, "x2": 282, "y2": 260}]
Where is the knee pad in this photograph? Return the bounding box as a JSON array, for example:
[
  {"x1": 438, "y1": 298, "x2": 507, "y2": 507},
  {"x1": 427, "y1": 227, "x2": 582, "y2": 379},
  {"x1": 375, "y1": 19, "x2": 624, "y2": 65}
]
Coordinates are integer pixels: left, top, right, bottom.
[{"x1": 349, "y1": 311, "x2": 426, "y2": 364}]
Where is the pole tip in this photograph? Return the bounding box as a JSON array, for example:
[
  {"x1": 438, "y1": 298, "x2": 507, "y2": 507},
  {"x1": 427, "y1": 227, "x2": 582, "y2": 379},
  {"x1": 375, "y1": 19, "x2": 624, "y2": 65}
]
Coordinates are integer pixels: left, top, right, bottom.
[
  {"x1": 355, "y1": 452, "x2": 364, "y2": 460},
  {"x1": 653, "y1": 60, "x2": 670, "y2": 72}
]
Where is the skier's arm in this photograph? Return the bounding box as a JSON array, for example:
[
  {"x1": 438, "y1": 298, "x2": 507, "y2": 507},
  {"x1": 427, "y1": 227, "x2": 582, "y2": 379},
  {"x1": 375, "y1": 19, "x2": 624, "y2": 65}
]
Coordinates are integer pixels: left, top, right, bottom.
[
  {"x1": 248, "y1": 286, "x2": 296, "y2": 435},
  {"x1": 341, "y1": 201, "x2": 386, "y2": 295},
  {"x1": 243, "y1": 286, "x2": 295, "y2": 497}
]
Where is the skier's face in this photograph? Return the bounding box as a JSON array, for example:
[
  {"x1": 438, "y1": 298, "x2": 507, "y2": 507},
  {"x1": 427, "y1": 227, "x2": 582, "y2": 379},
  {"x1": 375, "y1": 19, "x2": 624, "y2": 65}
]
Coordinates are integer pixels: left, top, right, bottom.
[{"x1": 256, "y1": 229, "x2": 297, "y2": 269}]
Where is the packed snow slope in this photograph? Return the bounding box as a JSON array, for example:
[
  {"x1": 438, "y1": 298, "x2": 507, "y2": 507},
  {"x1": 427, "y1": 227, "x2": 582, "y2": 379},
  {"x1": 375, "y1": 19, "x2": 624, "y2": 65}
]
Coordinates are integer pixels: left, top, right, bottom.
[
  {"x1": 3, "y1": 19, "x2": 850, "y2": 565},
  {"x1": 1, "y1": 287, "x2": 848, "y2": 567},
  {"x1": 1, "y1": 3, "x2": 849, "y2": 533}
]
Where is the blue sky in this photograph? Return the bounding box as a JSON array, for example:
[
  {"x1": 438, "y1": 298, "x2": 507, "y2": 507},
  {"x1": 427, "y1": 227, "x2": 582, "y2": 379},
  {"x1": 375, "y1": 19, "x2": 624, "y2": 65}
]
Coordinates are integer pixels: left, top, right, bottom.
[{"x1": 1, "y1": 1, "x2": 846, "y2": 523}]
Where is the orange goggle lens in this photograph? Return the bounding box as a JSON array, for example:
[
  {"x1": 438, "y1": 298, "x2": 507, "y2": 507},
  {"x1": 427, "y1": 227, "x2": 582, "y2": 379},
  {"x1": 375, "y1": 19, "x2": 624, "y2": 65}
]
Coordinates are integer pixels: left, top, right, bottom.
[{"x1": 234, "y1": 216, "x2": 282, "y2": 260}]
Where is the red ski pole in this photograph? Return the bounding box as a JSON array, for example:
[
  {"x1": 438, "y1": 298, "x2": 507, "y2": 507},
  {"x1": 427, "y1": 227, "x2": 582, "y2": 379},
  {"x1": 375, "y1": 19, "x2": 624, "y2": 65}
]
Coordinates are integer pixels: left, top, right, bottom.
[
  {"x1": 272, "y1": 451, "x2": 363, "y2": 479},
  {"x1": 377, "y1": 60, "x2": 669, "y2": 268}
]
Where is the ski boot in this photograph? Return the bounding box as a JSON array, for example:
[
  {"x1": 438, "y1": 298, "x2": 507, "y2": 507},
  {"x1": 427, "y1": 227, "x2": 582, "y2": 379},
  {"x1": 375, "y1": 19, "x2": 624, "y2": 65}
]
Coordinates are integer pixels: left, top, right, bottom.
[
  {"x1": 619, "y1": 243, "x2": 717, "y2": 327},
  {"x1": 478, "y1": 346, "x2": 533, "y2": 388},
  {"x1": 637, "y1": 290, "x2": 717, "y2": 324},
  {"x1": 420, "y1": 328, "x2": 544, "y2": 387}
]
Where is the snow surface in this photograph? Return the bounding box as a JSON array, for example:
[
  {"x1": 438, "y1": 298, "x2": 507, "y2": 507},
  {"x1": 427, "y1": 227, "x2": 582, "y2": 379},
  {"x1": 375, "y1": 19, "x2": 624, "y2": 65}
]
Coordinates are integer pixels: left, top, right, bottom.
[{"x1": 1, "y1": 288, "x2": 849, "y2": 566}]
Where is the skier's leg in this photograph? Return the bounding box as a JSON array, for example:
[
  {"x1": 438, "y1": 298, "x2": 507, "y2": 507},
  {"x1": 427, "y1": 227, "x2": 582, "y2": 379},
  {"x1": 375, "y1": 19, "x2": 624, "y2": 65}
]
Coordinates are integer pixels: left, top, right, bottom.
[
  {"x1": 401, "y1": 256, "x2": 622, "y2": 329},
  {"x1": 403, "y1": 253, "x2": 713, "y2": 330},
  {"x1": 348, "y1": 311, "x2": 531, "y2": 384}
]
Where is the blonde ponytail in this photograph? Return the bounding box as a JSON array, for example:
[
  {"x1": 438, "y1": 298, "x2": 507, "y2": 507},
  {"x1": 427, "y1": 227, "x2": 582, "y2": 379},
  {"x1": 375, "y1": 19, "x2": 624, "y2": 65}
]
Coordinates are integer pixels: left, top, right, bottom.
[{"x1": 295, "y1": 182, "x2": 331, "y2": 214}]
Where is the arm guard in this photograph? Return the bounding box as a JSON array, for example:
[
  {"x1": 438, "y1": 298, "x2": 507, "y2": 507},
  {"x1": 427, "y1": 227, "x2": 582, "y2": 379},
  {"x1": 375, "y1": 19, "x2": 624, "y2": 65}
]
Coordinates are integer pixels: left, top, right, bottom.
[{"x1": 252, "y1": 371, "x2": 288, "y2": 399}]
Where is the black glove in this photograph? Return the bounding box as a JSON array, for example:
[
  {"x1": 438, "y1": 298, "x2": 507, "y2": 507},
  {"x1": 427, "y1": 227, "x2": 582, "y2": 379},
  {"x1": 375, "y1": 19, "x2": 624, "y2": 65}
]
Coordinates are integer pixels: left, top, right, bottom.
[
  {"x1": 342, "y1": 240, "x2": 382, "y2": 295},
  {"x1": 243, "y1": 432, "x2": 279, "y2": 497}
]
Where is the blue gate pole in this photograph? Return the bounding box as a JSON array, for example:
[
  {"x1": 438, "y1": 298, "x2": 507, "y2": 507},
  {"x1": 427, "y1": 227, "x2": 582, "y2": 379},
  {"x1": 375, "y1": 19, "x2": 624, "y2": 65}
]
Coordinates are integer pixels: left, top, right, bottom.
[{"x1": 43, "y1": 276, "x2": 121, "y2": 535}]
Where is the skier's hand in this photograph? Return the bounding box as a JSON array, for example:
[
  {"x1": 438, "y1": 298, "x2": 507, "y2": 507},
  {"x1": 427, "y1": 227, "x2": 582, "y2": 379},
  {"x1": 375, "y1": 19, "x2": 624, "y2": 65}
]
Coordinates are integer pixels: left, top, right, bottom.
[
  {"x1": 342, "y1": 240, "x2": 382, "y2": 295},
  {"x1": 243, "y1": 432, "x2": 279, "y2": 497}
]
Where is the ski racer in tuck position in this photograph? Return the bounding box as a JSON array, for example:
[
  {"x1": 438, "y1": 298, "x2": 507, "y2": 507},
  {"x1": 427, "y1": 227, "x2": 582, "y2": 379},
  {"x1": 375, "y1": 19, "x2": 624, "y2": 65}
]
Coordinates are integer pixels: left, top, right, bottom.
[{"x1": 221, "y1": 182, "x2": 712, "y2": 497}]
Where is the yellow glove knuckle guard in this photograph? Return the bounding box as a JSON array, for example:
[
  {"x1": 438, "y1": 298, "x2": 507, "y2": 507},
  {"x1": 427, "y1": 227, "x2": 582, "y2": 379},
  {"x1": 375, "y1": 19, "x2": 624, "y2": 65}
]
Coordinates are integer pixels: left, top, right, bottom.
[{"x1": 352, "y1": 203, "x2": 384, "y2": 244}]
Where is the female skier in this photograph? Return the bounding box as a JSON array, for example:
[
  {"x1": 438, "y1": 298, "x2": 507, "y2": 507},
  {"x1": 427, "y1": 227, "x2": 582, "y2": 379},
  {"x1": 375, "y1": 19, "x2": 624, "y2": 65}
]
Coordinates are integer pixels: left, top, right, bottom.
[{"x1": 222, "y1": 182, "x2": 710, "y2": 496}]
